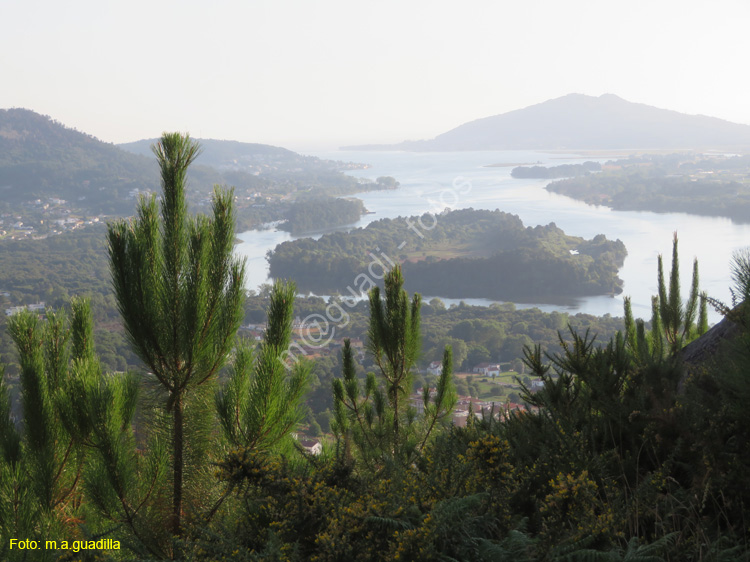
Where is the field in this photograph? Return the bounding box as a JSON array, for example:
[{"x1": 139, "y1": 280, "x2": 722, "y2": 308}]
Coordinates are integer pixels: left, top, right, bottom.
[
  {"x1": 402, "y1": 240, "x2": 488, "y2": 262},
  {"x1": 453, "y1": 371, "x2": 526, "y2": 401}
]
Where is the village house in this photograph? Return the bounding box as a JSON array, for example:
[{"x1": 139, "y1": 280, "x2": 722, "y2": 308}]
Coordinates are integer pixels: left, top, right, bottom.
[
  {"x1": 293, "y1": 434, "x2": 322, "y2": 455},
  {"x1": 5, "y1": 302, "x2": 45, "y2": 316},
  {"x1": 529, "y1": 378, "x2": 545, "y2": 391},
  {"x1": 472, "y1": 362, "x2": 502, "y2": 376},
  {"x1": 299, "y1": 438, "x2": 322, "y2": 455},
  {"x1": 425, "y1": 360, "x2": 442, "y2": 375}
]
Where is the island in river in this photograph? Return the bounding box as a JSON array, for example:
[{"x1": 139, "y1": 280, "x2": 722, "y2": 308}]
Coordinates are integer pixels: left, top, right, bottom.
[{"x1": 268, "y1": 208, "x2": 627, "y2": 303}]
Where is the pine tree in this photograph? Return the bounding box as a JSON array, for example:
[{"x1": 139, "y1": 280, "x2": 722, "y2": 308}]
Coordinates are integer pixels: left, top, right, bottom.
[
  {"x1": 0, "y1": 299, "x2": 97, "y2": 555},
  {"x1": 333, "y1": 265, "x2": 456, "y2": 467},
  {"x1": 81, "y1": 365, "x2": 167, "y2": 558},
  {"x1": 212, "y1": 279, "x2": 310, "y2": 519},
  {"x1": 215, "y1": 279, "x2": 310, "y2": 452},
  {"x1": 624, "y1": 233, "x2": 707, "y2": 359},
  {"x1": 106, "y1": 133, "x2": 246, "y2": 539}
]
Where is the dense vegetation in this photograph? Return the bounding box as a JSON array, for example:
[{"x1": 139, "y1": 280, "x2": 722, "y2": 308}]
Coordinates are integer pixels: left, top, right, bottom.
[
  {"x1": 0, "y1": 109, "x2": 156, "y2": 214},
  {"x1": 241, "y1": 290, "x2": 625, "y2": 434},
  {"x1": 269, "y1": 208, "x2": 627, "y2": 301},
  {"x1": 545, "y1": 153, "x2": 750, "y2": 223},
  {"x1": 119, "y1": 137, "x2": 305, "y2": 168},
  {"x1": 511, "y1": 161, "x2": 601, "y2": 178},
  {"x1": 0, "y1": 226, "x2": 138, "y2": 374},
  {"x1": 0, "y1": 223, "x2": 625, "y2": 435},
  {"x1": 1, "y1": 136, "x2": 749, "y2": 560},
  {"x1": 2, "y1": 233, "x2": 748, "y2": 560},
  {"x1": 403, "y1": 237, "x2": 624, "y2": 300},
  {"x1": 277, "y1": 196, "x2": 366, "y2": 234}
]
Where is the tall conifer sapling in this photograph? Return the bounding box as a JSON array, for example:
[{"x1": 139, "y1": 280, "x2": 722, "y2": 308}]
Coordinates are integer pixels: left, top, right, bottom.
[{"x1": 106, "y1": 133, "x2": 246, "y2": 538}]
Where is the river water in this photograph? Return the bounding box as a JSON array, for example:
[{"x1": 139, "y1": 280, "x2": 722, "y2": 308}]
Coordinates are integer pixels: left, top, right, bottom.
[{"x1": 235, "y1": 150, "x2": 750, "y2": 324}]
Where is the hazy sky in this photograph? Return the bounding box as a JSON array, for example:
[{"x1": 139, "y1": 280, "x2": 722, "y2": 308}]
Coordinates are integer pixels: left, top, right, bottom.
[{"x1": 3, "y1": 0, "x2": 750, "y2": 150}]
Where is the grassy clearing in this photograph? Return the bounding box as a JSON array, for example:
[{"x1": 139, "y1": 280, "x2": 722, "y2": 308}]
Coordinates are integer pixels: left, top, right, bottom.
[
  {"x1": 453, "y1": 371, "x2": 525, "y2": 400},
  {"x1": 402, "y1": 240, "x2": 491, "y2": 262}
]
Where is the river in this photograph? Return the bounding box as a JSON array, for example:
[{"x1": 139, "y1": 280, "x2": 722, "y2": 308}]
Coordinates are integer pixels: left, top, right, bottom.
[{"x1": 235, "y1": 150, "x2": 750, "y2": 324}]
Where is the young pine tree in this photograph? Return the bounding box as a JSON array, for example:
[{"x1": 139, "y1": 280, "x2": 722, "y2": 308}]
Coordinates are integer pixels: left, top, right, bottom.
[
  {"x1": 215, "y1": 279, "x2": 310, "y2": 453},
  {"x1": 106, "y1": 133, "x2": 246, "y2": 539},
  {"x1": 623, "y1": 233, "x2": 708, "y2": 360},
  {"x1": 212, "y1": 280, "x2": 311, "y2": 516},
  {"x1": 333, "y1": 265, "x2": 456, "y2": 467},
  {"x1": 0, "y1": 299, "x2": 98, "y2": 558}
]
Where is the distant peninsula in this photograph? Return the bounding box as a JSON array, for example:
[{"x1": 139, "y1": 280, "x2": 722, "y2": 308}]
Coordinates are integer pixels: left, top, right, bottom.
[
  {"x1": 343, "y1": 93, "x2": 750, "y2": 151},
  {"x1": 545, "y1": 153, "x2": 750, "y2": 224},
  {"x1": 511, "y1": 161, "x2": 601, "y2": 179}
]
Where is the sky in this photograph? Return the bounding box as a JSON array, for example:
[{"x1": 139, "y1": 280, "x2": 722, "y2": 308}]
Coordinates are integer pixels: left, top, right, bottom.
[{"x1": 3, "y1": 0, "x2": 750, "y2": 151}]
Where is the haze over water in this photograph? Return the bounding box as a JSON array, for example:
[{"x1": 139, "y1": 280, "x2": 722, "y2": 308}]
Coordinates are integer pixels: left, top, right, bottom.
[{"x1": 235, "y1": 150, "x2": 749, "y2": 325}]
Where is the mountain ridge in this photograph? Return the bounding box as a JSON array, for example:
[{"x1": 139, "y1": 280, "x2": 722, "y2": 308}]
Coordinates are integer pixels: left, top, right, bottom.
[
  {"x1": 343, "y1": 93, "x2": 750, "y2": 151},
  {"x1": 118, "y1": 137, "x2": 301, "y2": 170}
]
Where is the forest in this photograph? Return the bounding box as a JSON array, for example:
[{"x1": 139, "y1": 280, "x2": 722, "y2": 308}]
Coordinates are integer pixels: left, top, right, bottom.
[
  {"x1": 276, "y1": 196, "x2": 366, "y2": 234},
  {"x1": 0, "y1": 224, "x2": 626, "y2": 435},
  {"x1": 241, "y1": 292, "x2": 626, "y2": 434},
  {"x1": 0, "y1": 135, "x2": 748, "y2": 561},
  {"x1": 545, "y1": 153, "x2": 750, "y2": 223},
  {"x1": 268, "y1": 208, "x2": 627, "y2": 301}
]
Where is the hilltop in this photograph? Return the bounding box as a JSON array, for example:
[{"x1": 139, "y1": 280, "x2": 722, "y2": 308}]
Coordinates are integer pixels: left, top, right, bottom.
[
  {"x1": 0, "y1": 108, "x2": 156, "y2": 214},
  {"x1": 344, "y1": 93, "x2": 750, "y2": 151},
  {"x1": 118, "y1": 137, "x2": 366, "y2": 175},
  {"x1": 0, "y1": 109, "x2": 267, "y2": 216}
]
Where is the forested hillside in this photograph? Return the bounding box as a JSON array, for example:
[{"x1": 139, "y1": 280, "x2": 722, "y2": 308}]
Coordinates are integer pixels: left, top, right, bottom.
[
  {"x1": 0, "y1": 109, "x2": 156, "y2": 214},
  {"x1": 545, "y1": 153, "x2": 750, "y2": 223},
  {"x1": 0, "y1": 109, "x2": 401, "y2": 239},
  {"x1": 0, "y1": 224, "x2": 624, "y2": 407},
  {"x1": 269, "y1": 208, "x2": 627, "y2": 301},
  {"x1": 0, "y1": 226, "x2": 138, "y2": 373},
  {"x1": 277, "y1": 196, "x2": 366, "y2": 234}
]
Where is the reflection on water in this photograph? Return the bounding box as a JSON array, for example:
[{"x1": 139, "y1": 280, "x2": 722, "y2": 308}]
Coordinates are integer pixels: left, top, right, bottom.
[{"x1": 235, "y1": 150, "x2": 750, "y2": 325}]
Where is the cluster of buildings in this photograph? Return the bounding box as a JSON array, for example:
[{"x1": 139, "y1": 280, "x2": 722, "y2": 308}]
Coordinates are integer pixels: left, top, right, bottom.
[
  {"x1": 410, "y1": 390, "x2": 538, "y2": 428},
  {"x1": 1, "y1": 198, "x2": 106, "y2": 241},
  {"x1": 425, "y1": 362, "x2": 512, "y2": 377},
  {"x1": 244, "y1": 319, "x2": 544, "y2": 452},
  {"x1": 4, "y1": 302, "x2": 45, "y2": 317}
]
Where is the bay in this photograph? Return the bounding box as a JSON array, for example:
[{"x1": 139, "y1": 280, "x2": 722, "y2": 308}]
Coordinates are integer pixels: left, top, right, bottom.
[{"x1": 235, "y1": 150, "x2": 750, "y2": 324}]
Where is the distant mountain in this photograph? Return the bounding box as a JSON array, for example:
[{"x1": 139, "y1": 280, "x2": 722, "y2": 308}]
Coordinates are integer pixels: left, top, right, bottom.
[{"x1": 344, "y1": 94, "x2": 750, "y2": 151}]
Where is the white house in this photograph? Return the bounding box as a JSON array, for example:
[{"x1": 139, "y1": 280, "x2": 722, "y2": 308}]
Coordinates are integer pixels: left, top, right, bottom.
[
  {"x1": 473, "y1": 363, "x2": 502, "y2": 377},
  {"x1": 298, "y1": 438, "x2": 322, "y2": 455},
  {"x1": 5, "y1": 302, "x2": 45, "y2": 316},
  {"x1": 425, "y1": 361, "x2": 442, "y2": 375},
  {"x1": 530, "y1": 379, "x2": 545, "y2": 390},
  {"x1": 409, "y1": 395, "x2": 425, "y2": 415}
]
